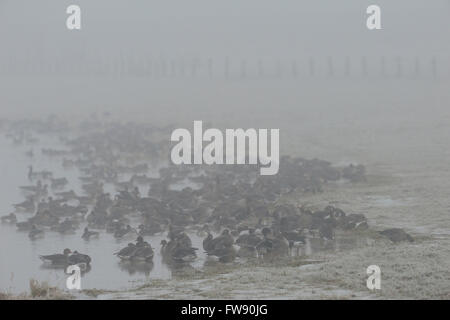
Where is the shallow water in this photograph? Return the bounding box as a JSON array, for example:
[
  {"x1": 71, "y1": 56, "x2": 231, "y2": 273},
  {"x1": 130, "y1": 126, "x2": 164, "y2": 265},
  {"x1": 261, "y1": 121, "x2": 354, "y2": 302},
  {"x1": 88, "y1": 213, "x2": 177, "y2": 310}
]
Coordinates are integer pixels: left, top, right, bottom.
[
  {"x1": 0, "y1": 134, "x2": 189, "y2": 294},
  {"x1": 0, "y1": 132, "x2": 370, "y2": 294}
]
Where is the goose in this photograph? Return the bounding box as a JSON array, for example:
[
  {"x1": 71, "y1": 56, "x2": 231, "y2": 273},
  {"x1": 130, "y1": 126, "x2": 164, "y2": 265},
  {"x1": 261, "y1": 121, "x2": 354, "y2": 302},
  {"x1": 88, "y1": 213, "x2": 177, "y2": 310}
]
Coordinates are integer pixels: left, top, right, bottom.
[
  {"x1": 171, "y1": 246, "x2": 198, "y2": 263},
  {"x1": 19, "y1": 180, "x2": 43, "y2": 193},
  {"x1": 114, "y1": 225, "x2": 138, "y2": 239},
  {"x1": 40, "y1": 249, "x2": 72, "y2": 266},
  {"x1": 160, "y1": 240, "x2": 169, "y2": 256},
  {"x1": 53, "y1": 219, "x2": 77, "y2": 234},
  {"x1": 62, "y1": 158, "x2": 75, "y2": 168},
  {"x1": 209, "y1": 229, "x2": 234, "y2": 250},
  {"x1": 171, "y1": 232, "x2": 193, "y2": 248},
  {"x1": 319, "y1": 222, "x2": 335, "y2": 241},
  {"x1": 206, "y1": 246, "x2": 236, "y2": 263},
  {"x1": 1, "y1": 212, "x2": 17, "y2": 224},
  {"x1": 51, "y1": 177, "x2": 68, "y2": 189},
  {"x1": 20, "y1": 183, "x2": 48, "y2": 198},
  {"x1": 131, "y1": 187, "x2": 141, "y2": 199},
  {"x1": 202, "y1": 233, "x2": 214, "y2": 252},
  {"x1": 283, "y1": 230, "x2": 307, "y2": 256},
  {"x1": 237, "y1": 245, "x2": 258, "y2": 258},
  {"x1": 272, "y1": 232, "x2": 291, "y2": 257},
  {"x1": 115, "y1": 181, "x2": 134, "y2": 192},
  {"x1": 28, "y1": 225, "x2": 44, "y2": 239},
  {"x1": 75, "y1": 195, "x2": 92, "y2": 206},
  {"x1": 203, "y1": 229, "x2": 236, "y2": 262},
  {"x1": 55, "y1": 190, "x2": 77, "y2": 200},
  {"x1": 114, "y1": 243, "x2": 137, "y2": 260},
  {"x1": 235, "y1": 229, "x2": 262, "y2": 258},
  {"x1": 161, "y1": 238, "x2": 197, "y2": 263},
  {"x1": 106, "y1": 219, "x2": 124, "y2": 233},
  {"x1": 235, "y1": 228, "x2": 261, "y2": 247},
  {"x1": 160, "y1": 237, "x2": 180, "y2": 257},
  {"x1": 379, "y1": 228, "x2": 413, "y2": 243},
  {"x1": 341, "y1": 213, "x2": 368, "y2": 230},
  {"x1": 125, "y1": 236, "x2": 154, "y2": 261},
  {"x1": 82, "y1": 227, "x2": 100, "y2": 240},
  {"x1": 138, "y1": 223, "x2": 163, "y2": 236},
  {"x1": 13, "y1": 197, "x2": 35, "y2": 212},
  {"x1": 256, "y1": 228, "x2": 289, "y2": 258},
  {"x1": 132, "y1": 244, "x2": 154, "y2": 262},
  {"x1": 82, "y1": 182, "x2": 103, "y2": 195},
  {"x1": 195, "y1": 224, "x2": 210, "y2": 237},
  {"x1": 68, "y1": 251, "x2": 92, "y2": 266},
  {"x1": 28, "y1": 166, "x2": 52, "y2": 181},
  {"x1": 16, "y1": 220, "x2": 33, "y2": 231},
  {"x1": 130, "y1": 174, "x2": 151, "y2": 185}
]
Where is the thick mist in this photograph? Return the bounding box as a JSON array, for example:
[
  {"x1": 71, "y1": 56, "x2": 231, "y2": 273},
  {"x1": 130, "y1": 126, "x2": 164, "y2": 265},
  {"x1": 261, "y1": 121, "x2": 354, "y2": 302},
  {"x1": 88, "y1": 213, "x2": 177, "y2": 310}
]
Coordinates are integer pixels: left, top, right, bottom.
[{"x1": 0, "y1": 0, "x2": 449, "y2": 120}]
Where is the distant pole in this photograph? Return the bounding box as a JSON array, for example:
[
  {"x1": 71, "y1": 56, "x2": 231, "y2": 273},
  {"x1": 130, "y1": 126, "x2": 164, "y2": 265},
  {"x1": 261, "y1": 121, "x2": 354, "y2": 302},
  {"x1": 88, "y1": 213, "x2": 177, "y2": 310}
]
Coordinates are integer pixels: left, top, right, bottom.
[
  {"x1": 207, "y1": 58, "x2": 213, "y2": 78},
  {"x1": 180, "y1": 59, "x2": 185, "y2": 77},
  {"x1": 170, "y1": 59, "x2": 176, "y2": 78},
  {"x1": 191, "y1": 58, "x2": 198, "y2": 78},
  {"x1": 327, "y1": 56, "x2": 334, "y2": 77},
  {"x1": 361, "y1": 56, "x2": 368, "y2": 77},
  {"x1": 395, "y1": 56, "x2": 402, "y2": 78},
  {"x1": 291, "y1": 60, "x2": 298, "y2": 78},
  {"x1": 224, "y1": 57, "x2": 229, "y2": 79},
  {"x1": 308, "y1": 57, "x2": 315, "y2": 77},
  {"x1": 240, "y1": 59, "x2": 247, "y2": 79},
  {"x1": 161, "y1": 58, "x2": 167, "y2": 78},
  {"x1": 380, "y1": 56, "x2": 386, "y2": 77},
  {"x1": 257, "y1": 59, "x2": 264, "y2": 78},
  {"x1": 276, "y1": 59, "x2": 282, "y2": 78},
  {"x1": 431, "y1": 56, "x2": 437, "y2": 79},
  {"x1": 414, "y1": 56, "x2": 420, "y2": 78},
  {"x1": 344, "y1": 56, "x2": 351, "y2": 77}
]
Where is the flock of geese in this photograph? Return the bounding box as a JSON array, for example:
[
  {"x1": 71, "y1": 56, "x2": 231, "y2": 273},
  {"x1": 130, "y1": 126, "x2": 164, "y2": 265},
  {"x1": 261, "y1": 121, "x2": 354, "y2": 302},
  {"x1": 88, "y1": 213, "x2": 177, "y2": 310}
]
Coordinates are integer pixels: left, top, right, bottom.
[{"x1": 0, "y1": 117, "x2": 413, "y2": 276}]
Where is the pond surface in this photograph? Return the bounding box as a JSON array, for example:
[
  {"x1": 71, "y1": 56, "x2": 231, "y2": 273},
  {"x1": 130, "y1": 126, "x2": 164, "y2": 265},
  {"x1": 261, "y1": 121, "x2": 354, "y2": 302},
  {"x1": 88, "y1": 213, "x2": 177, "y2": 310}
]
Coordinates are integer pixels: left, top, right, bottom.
[
  {"x1": 0, "y1": 133, "x2": 368, "y2": 294},
  {"x1": 0, "y1": 134, "x2": 187, "y2": 294}
]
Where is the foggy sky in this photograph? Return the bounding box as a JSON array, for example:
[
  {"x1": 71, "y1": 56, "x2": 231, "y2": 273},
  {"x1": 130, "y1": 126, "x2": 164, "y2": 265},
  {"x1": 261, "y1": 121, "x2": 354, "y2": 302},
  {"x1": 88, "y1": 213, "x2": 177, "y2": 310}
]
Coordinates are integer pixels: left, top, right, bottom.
[
  {"x1": 0, "y1": 1, "x2": 449, "y2": 118},
  {"x1": 1, "y1": 0, "x2": 449, "y2": 57}
]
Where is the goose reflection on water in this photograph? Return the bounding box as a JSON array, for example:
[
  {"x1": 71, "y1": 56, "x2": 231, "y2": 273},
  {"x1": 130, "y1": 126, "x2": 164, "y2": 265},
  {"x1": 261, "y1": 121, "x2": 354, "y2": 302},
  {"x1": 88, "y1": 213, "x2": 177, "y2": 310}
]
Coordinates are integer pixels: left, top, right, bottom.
[{"x1": 118, "y1": 260, "x2": 154, "y2": 276}]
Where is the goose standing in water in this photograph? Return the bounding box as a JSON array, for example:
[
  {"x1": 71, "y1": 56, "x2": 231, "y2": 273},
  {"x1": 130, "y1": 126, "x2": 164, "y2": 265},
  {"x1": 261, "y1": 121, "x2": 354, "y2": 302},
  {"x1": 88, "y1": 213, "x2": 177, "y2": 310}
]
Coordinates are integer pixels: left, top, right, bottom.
[
  {"x1": 51, "y1": 177, "x2": 69, "y2": 189},
  {"x1": 195, "y1": 224, "x2": 210, "y2": 237},
  {"x1": 28, "y1": 224, "x2": 44, "y2": 240},
  {"x1": 68, "y1": 250, "x2": 92, "y2": 269},
  {"x1": 161, "y1": 235, "x2": 198, "y2": 263},
  {"x1": 131, "y1": 236, "x2": 154, "y2": 262},
  {"x1": 203, "y1": 229, "x2": 236, "y2": 263},
  {"x1": 235, "y1": 228, "x2": 261, "y2": 258},
  {"x1": 20, "y1": 180, "x2": 48, "y2": 198},
  {"x1": 114, "y1": 237, "x2": 154, "y2": 262},
  {"x1": 16, "y1": 220, "x2": 33, "y2": 231},
  {"x1": 13, "y1": 196, "x2": 35, "y2": 212},
  {"x1": 82, "y1": 227, "x2": 100, "y2": 240},
  {"x1": 28, "y1": 166, "x2": 52, "y2": 181},
  {"x1": 283, "y1": 230, "x2": 307, "y2": 256},
  {"x1": 256, "y1": 228, "x2": 289, "y2": 258},
  {"x1": 211, "y1": 229, "x2": 234, "y2": 248},
  {"x1": 1, "y1": 212, "x2": 17, "y2": 224},
  {"x1": 114, "y1": 225, "x2": 138, "y2": 239},
  {"x1": 172, "y1": 245, "x2": 198, "y2": 263},
  {"x1": 202, "y1": 232, "x2": 214, "y2": 252},
  {"x1": 114, "y1": 243, "x2": 137, "y2": 260}
]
